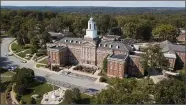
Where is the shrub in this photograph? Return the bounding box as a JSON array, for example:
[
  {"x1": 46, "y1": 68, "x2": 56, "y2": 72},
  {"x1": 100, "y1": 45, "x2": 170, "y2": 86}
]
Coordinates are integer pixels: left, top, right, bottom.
[
  {"x1": 99, "y1": 77, "x2": 107, "y2": 82},
  {"x1": 15, "y1": 94, "x2": 22, "y2": 101},
  {"x1": 30, "y1": 97, "x2": 36, "y2": 104}
]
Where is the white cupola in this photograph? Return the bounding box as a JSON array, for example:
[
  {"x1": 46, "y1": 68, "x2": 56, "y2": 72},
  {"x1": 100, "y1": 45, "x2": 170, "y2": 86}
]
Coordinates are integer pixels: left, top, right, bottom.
[{"x1": 84, "y1": 17, "x2": 98, "y2": 39}]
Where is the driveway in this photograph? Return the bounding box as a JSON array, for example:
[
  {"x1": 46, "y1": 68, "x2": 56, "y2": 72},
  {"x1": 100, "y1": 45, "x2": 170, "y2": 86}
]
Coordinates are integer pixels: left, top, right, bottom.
[{"x1": 0, "y1": 37, "x2": 106, "y2": 91}]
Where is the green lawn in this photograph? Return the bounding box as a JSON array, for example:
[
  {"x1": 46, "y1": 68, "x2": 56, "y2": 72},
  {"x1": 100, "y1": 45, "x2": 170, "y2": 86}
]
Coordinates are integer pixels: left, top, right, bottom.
[
  {"x1": 21, "y1": 81, "x2": 55, "y2": 104},
  {"x1": 11, "y1": 43, "x2": 23, "y2": 52},
  {"x1": 38, "y1": 58, "x2": 48, "y2": 65},
  {"x1": 0, "y1": 72, "x2": 14, "y2": 104},
  {"x1": 11, "y1": 42, "x2": 31, "y2": 53},
  {"x1": 36, "y1": 64, "x2": 46, "y2": 68},
  {"x1": 17, "y1": 49, "x2": 33, "y2": 60},
  {"x1": 1, "y1": 71, "x2": 15, "y2": 77}
]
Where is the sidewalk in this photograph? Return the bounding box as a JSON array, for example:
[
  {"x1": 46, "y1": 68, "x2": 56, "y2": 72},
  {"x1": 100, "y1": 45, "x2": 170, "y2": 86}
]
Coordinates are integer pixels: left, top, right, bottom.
[
  {"x1": 9, "y1": 40, "x2": 28, "y2": 62},
  {"x1": 10, "y1": 91, "x2": 19, "y2": 104}
]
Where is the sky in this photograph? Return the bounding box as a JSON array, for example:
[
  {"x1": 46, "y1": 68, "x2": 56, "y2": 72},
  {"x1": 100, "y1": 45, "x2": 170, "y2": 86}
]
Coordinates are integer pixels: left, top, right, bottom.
[{"x1": 1, "y1": 1, "x2": 185, "y2": 7}]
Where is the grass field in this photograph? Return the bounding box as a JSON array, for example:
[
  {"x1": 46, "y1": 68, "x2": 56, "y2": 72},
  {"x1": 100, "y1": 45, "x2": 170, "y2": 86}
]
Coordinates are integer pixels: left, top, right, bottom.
[
  {"x1": 1, "y1": 71, "x2": 15, "y2": 77},
  {"x1": 21, "y1": 81, "x2": 55, "y2": 104},
  {"x1": 38, "y1": 58, "x2": 48, "y2": 65},
  {"x1": 36, "y1": 64, "x2": 46, "y2": 68},
  {"x1": 11, "y1": 43, "x2": 23, "y2": 52},
  {"x1": 11, "y1": 42, "x2": 31, "y2": 53},
  {"x1": 0, "y1": 71, "x2": 14, "y2": 104},
  {"x1": 17, "y1": 49, "x2": 33, "y2": 60}
]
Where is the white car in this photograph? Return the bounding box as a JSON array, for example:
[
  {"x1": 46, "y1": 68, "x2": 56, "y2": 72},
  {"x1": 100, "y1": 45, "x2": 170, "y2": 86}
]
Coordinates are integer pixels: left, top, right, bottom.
[
  {"x1": 6, "y1": 52, "x2": 13, "y2": 56},
  {"x1": 22, "y1": 60, "x2": 27, "y2": 63}
]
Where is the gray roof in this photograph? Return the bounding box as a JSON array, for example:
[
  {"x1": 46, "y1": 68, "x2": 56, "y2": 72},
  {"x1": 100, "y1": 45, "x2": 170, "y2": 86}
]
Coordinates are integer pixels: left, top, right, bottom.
[
  {"x1": 120, "y1": 38, "x2": 137, "y2": 45},
  {"x1": 160, "y1": 40, "x2": 185, "y2": 53},
  {"x1": 110, "y1": 54, "x2": 127, "y2": 60},
  {"x1": 160, "y1": 40, "x2": 175, "y2": 53},
  {"x1": 47, "y1": 46, "x2": 66, "y2": 51},
  {"x1": 98, "y1": 40, "x2": 131, "y2": 51},
  {"x1": 58, "y1": 37, "x2": 84, "y2": 44},
  {"x1": 48, "y1": 32, "x2": 63, "y2": 37},
  {"x1": 172, "y1": 45, "x2": 185, "y2": 53},
  {"x1": 103, "y1": 35, "x2": 121, "y2": 39}
]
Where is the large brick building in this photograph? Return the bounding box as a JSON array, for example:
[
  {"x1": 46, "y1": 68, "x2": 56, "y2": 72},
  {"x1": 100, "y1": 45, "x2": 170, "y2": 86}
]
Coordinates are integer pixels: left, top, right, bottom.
[{"x1": 47, "y1": 17, "x2": 185, "y2": 78}]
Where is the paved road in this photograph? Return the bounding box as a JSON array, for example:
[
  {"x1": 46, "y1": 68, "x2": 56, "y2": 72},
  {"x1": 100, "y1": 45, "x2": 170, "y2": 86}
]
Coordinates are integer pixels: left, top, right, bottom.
[{"x1": 0, "y1": 37, "x2": 106, "y2": 91}]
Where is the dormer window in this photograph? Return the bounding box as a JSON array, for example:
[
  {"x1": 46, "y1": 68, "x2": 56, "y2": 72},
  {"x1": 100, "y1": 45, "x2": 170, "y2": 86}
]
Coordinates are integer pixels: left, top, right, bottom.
[
  {"x1": 109, "y1": 45, "x2": 113, "y2": 48},
  {"x1": 116, "y1": 46, "x2": 120, "y2": 49},
  {"x1": 79, "y1": 42, "x2": 81, "y2": 44},
  {"x1": 65, "y1": 40, "x2": 68, "y2": 42},
  {"x1": 104, "y1": 44, "x2": 107, "y2": 47},
  {"x1": 70, "y1": 40, "x2": 73, "y2": 43},
  {"x1": 75, "y1": 41, "x2": 78, "y2": 43},
  {"x1": 99, "y1": 44, "x2": 102, "y2": 47}
]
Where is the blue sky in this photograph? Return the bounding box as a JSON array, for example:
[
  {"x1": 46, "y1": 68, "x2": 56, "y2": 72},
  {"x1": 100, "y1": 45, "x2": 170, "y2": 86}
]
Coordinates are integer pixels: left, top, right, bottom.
[{"x1": 1, "y1": 1, "x2": 185, "y2": 7}]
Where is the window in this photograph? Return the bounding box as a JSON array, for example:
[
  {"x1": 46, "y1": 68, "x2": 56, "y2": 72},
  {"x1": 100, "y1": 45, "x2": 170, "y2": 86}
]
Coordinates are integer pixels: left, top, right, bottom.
[
  {"x1": 90, "y1": 24, "x2": 91, "y2": 29},
  {"x1": 99, "y1": 44, "x2": 102, "y2": 47},
  {"x1": 116, "y1": 46, "x2": 120, "y2": 49},
  {"x1": 109, "y1": 45, "x2": 113, "y2": 48},
  {"x1": 104, "y1": 44, "x2": 107, "y2": 47},
  {"x1": 94, "y1": 24, "x2": 96, "y2": 29}
]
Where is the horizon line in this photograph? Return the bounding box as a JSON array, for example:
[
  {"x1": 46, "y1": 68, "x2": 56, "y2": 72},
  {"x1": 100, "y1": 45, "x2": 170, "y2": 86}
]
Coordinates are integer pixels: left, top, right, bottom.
[{"x1": 2, "y1": 5, "x2": 185, "y2": 8}]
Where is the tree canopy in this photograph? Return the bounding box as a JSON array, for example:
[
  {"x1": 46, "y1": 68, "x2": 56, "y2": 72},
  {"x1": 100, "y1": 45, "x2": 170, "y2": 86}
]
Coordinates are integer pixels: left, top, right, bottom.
[{"x1": 140, "y1": 44, "x2": 170, "y2": 75}]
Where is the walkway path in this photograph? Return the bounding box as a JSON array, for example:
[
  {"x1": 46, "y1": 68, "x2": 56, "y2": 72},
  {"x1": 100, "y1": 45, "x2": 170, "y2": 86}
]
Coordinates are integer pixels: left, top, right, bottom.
[
  {"x1": 10, "y1": 91, "x2": 19, "y2": 104},
  {"x1": 15, "y1": 49, "x2": 29, "y2": 55},
  {"x1": 37, "y1": 56, "x2": 48, "y2": 62}
]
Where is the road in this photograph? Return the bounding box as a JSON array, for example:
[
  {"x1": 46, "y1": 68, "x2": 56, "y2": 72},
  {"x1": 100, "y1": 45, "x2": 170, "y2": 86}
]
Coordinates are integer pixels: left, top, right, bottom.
[{"x1": 0, "y1": 37, "x2": 106, "y2": 91}]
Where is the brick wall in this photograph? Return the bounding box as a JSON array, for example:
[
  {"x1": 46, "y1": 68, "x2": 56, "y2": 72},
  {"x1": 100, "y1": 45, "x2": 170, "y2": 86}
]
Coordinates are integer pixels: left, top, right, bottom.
[
  {"x1": 176, "y1": 52, "x2": 185, "y2": 63},
  {"x1": 107, "y1": 60, "x2": 126, "y2": 79}
]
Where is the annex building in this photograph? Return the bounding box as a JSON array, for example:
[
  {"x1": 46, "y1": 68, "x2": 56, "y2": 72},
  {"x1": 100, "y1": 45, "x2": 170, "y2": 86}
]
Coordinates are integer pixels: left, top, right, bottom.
[{"x1": 47, "y1": 17, "x2": 185, "y2": 78}]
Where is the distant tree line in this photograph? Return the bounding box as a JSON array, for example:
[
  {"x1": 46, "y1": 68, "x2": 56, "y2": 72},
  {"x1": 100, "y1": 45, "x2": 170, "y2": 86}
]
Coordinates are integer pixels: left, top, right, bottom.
[{"x1": 1, "y1": 9, "x2": 185, "y2": 47}]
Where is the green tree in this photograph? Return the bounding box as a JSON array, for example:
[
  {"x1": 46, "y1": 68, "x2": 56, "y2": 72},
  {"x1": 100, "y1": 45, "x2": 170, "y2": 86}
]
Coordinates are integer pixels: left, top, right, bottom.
[
  {"x1": 30, "y1": 36, "x2": 40, "y2": 53},
  {"x1": 63, "y1": 88, "x2": 81, "y2": 104},
  {"x1": 12, "y1": 68, "x2": 35, "y2": 94},
  {"x1": 136, "y1": 19, "x2": 152, "y2": 41},
  {"x1": 102, "y1": 55, "x2": 108, "y2": 72},
  {"x1": 154, "y1": 78, "x2": 185, "y2": 104},
  {"x1": 123, "y1": 22, "x2": 138, "y2": 38},
  {"x1": 140, "y1": 44, "x2": 169, "y2": 75},
  {"x1": 152, "y1": 24, "x2": 178, "y2": 42},
  {"x1": 63, "y1": 90, "x2": 74, "y2": 104},
  {"x1": 39, "y1": 31, "x2": 52, "y2": 45},
  {"x1": 30, "y1": 97, "x2": 36, "y2": 104},
  {"x1": 93, "y1": 78, "x2": 152, "y2": 104}
]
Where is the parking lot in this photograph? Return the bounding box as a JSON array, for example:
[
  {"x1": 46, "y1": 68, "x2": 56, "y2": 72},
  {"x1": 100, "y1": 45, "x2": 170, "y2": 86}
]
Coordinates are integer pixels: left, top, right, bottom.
[{"x1": 59, "y1": 71, "x2": 98, "y2": 82}]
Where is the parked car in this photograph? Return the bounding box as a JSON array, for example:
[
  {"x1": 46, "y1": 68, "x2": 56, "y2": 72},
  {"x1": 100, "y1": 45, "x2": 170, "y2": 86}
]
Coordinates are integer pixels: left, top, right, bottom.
[
  {"x1": 7, "y1": 52, "x2": 13, "y2": 56},
  {"x1": 8, "y1": 65, "x2": 17, "y2": 71},
  {"x1": 22, "y1": 60, "x2": 27, "y2": 63}
]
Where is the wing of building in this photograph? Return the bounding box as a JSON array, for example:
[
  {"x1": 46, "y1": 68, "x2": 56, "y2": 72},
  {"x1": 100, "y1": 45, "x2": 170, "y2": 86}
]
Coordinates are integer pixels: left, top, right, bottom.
[{"x1": 47, "y1": 17, "x2": 185, "y2": 79}]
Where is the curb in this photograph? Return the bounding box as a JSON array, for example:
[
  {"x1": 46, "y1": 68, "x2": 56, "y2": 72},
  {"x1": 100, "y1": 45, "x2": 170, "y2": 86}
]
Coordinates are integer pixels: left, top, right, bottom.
[{"x1": 8, "y1": 40, "x2": 28, "y2": 62}]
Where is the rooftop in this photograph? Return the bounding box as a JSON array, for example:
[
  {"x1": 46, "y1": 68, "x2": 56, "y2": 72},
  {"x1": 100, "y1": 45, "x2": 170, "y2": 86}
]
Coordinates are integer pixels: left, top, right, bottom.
[
  {"x1": 108, "y1": 54, "x2": 128, "y2": 61},
  {"x1": 48, "y1": 46, "x2": 66, "y2": 51}
]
